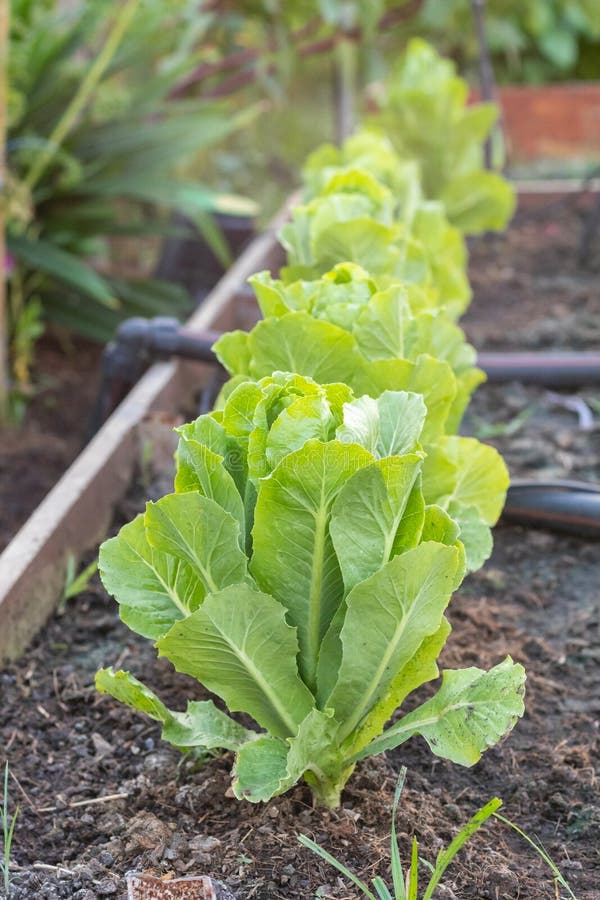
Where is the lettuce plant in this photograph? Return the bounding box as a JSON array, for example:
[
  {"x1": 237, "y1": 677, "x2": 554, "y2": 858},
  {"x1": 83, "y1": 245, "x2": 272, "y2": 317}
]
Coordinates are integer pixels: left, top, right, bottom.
[
  {"x1": 97, "y1": 374, "x2": 523, "y2": 807},
  {"x1": 279, "y1": 169, "x2": 471, "y2": 317},
  {"x1": 299, "y1": 132, "x2": 471, "y2": 315},
  {"x1": 214, "y1": 259, "x2": 506, "y2": 572},
  {"x1": 365, "y1": 39, "x2": 515, "y2": 234},
  {"x1": 301, "y1": 132, "x2": 421, "y2": 212},
  {"x1": 220, "y1": 262, "x2": 483, "y2": 429},
  {"x1": 96, "y1": 42, "x2": 523, "y2": 809}
]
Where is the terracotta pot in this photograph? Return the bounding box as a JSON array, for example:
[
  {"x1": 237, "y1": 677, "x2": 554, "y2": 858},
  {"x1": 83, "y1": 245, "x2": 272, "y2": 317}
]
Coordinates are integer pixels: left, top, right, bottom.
[{"x1": 473, "y1": 83, "x2": 600, "y2": 163}]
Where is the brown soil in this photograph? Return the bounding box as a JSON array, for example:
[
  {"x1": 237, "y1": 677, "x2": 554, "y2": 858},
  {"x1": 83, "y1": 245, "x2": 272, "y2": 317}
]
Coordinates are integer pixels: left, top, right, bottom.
[
  {"x1": 1, "y1": 201, "x2": 599, "y2": 899},
  {"x1": 0, "y1": 336, "x2": 102, "y2": 553},
  {"x1": 0, "y1": 220, "x2": 254, "y2": 556}
]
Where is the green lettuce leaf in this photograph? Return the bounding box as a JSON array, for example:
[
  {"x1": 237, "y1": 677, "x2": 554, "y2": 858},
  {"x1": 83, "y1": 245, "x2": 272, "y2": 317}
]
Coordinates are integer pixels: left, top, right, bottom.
[
  {"x1": 96, "y1": 667, "x2": 254, "y2": 751},
  {"x1": 329, "y1": 454, "x2": 424, "y2": 593},
  {"x1": 233, "y1": 708, "x2": 348, "y2": 806},
  {"x1": 345, "y1": 617, "x2": 452, "y2": 758},
  {"x1": 144, "y1": 492, "x2": 250, "y2": 595},
  {"x1": 99, "y1": 514, "x2": 205, "y2": 640},
  {"x1": 326, "y1": 542, "x2": 463, "y2": 740},
  {"x1": 353, "y1": 657, "x2": 526, "y2": 766},
  {"x1": 251, "y1": 439, "x2": 373, "y2": 691},
  {"x1": 175, "y1": 434, "x2": 245, "y2": 540},
  {"x1": 158, "y1": 583, "x2": 315, "y2": 739},
  {"x1": 335, "y1": 391, "x2": 426, "y2": 457}
]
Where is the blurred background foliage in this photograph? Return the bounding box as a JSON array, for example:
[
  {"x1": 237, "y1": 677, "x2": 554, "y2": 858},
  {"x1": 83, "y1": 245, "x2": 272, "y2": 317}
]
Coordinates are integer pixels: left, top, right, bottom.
[
  {"x1": 194, "y1": 0, "x2": 599, "y2": 219},
  {"x1": 4, "y1": 0, "x2": 260, "y2": 415},
  {"x1": 414, "y1": 0, "x2": 600, "y2": 84}
]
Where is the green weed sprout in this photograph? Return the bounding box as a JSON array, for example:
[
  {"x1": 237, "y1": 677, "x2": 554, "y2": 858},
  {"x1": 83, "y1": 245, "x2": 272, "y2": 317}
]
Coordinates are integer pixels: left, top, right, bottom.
[
  {"x1": 62, "y1": 557, "x2": 99, "y2": 603},
  {"x1": 1, "y1": 762, "x2": 19, "y2": 897},
  {"x1": 299, "y1": 767, "x2": 501, "y2": 899},
  {"x1": 494, "y1": 813, "x2": 578, "y2": 900}
]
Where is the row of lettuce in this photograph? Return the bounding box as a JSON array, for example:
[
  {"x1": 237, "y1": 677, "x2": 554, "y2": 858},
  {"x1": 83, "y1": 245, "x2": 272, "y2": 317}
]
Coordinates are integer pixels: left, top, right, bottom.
[{"x1": 95, "y1": 44, "x2": 525, "y2": 809}]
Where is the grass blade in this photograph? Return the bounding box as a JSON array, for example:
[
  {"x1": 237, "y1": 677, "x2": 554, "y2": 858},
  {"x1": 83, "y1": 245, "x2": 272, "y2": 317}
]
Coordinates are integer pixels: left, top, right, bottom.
[
  {"x1": 422, "y1": 797, "x2": 502, "y2": 900},
  {"x1": 494, "y1": 813, "x2": 579, "y2": 900},
  {"x1": 407, "y1": 836, "x2": 419, "y2": 900},
  {"x1": 298, "y1": 834, "x2": 378, "y2": 900},
  {"x1": 62, "y1": 557, "x2": 98, "y2": 602},
  {"x1": 2, "y1": 762, "x2": 20, "y2": 896},
  {"x1": 390, "y1": 767, "x2": 407, "y2": 900},
  {"x1": 371, "y1": 875, "x2": 394, "y2": 899}
]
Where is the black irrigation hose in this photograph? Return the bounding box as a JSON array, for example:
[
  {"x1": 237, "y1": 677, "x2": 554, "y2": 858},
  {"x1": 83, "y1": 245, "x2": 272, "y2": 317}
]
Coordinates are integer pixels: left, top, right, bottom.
[
  {"x1": 87, "y1": 317, "x2": 223, "y2": 439},
  {"x1": 477, "y1": 351, "x2": 600, "y2": 386},
  {"x1": 504, "y1": 480, "x2": 600, "y2": 538}
]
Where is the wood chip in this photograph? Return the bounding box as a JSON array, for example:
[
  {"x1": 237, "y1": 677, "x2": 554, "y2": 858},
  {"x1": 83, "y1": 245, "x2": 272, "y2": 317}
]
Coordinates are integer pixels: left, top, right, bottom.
[{"x1": 127, "y1": 873, "x2": 236, "y2": 899}]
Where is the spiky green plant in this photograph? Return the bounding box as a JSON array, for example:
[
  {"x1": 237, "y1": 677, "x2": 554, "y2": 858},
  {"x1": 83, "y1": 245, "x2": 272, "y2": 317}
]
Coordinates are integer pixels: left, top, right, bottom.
[
  {"x1": 299, "y1": 767, "x2": 501, "y2": 898},
  {"x1": 4, "y1": 0, "x2": 260, "y2": 413},
  {"x1": 1, "y1": 762, "x2": 20, "y2": 897}
]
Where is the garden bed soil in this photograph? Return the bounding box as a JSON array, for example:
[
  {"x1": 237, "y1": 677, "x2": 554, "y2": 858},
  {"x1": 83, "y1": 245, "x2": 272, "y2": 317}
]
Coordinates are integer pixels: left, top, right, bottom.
[
  {"x1": 1, "y1": 197, "x2": 599, "y2": 899},
  {"x1": 0, "y1": 336, "x2": 102, "y2": 554}
]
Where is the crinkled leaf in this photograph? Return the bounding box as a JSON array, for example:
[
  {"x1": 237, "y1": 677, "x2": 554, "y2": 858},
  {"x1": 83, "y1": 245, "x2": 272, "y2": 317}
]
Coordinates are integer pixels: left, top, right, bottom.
[
  {"x1": 251, "y1": 439, "x2": 373, "y2": 692},
  {"x1": 99, "y1": 514, "x2": 204, "y2": 640},
  {"x1": 162, "y1": 701, "x2": 254, "y2": 751},
  {"x1": 233, "y1": 709, "x2": 348, "y2": 805},
  {"x1": 336, "y1": 391, "x2": 426, "y2": 458},
  {"x1": 96, "y1": 668, "x2": 253, "y2": 751},
  {"x1": 233, "y1": 735, "x2": 289, "y2": 802},
  {"x1": 96, "y1": 667, "x2": 172, "y2": 722},
  {"x1": 353, "y1": 657, "x2": 526, "y2": 765},
  {"x1": 144, "y1": 493, "x2": 249, "y2": 594},
  {"x1": 327, "y1": 542, "x2": 463, "y2": 741},
  {"x1": 157, "y1": 584, "x2": 314, "y2": 739},
  {"x1": 285, "y1": 708, "x2": 344, "y2": 788}
]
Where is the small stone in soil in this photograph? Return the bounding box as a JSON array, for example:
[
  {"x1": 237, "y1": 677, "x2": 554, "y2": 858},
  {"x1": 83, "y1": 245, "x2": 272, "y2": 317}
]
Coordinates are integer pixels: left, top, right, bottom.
[
  {"x1": 189, "y1": 836, "x2": 222, "y2": 853},
  {"x1": 96, "y1": 877, "x2": 119, "y2": 896}
]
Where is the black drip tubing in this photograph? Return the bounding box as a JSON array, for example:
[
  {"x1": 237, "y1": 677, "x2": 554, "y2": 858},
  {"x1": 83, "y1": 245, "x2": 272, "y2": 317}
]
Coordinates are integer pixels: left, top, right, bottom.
[{"x1": 503, "y1": 480, "x2": 600, "y2": 537}]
